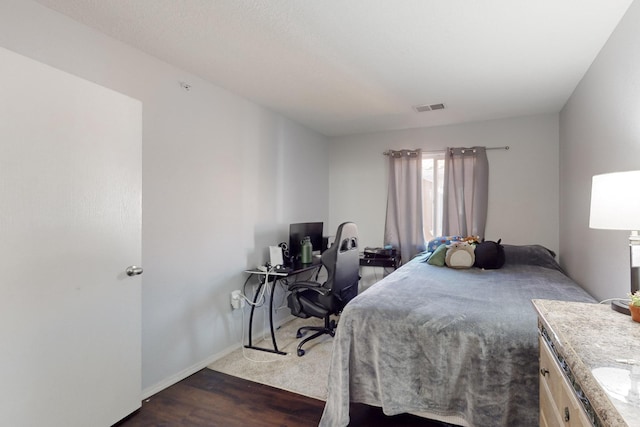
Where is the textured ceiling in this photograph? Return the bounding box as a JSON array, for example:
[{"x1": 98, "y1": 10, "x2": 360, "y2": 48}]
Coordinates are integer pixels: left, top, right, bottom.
[{"x1": 34, "y1": 0, "x2": 634, "y2": 137}]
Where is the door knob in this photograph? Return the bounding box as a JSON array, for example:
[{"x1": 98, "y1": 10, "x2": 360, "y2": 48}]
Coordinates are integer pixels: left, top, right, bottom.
[{"x1": 126, "y1": 266, "x2": 144, "y2": 276}]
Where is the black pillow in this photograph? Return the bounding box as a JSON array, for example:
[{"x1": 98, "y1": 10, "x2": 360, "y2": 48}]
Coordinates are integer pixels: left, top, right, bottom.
[
  {"x1": 474, "y1": 239, "x2": 505, "y2": 269},
  {"x1": 501, "y1": 244, "x2": 561, "y2": 271}
]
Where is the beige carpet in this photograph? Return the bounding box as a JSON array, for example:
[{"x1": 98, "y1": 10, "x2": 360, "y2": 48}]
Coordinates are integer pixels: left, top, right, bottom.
[{"x1": 207, "y1": 316, "x2": 333, "y2": 401}]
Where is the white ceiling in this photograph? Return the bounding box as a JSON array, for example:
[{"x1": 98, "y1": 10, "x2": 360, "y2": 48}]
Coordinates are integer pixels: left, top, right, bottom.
[{"x1": 34, "y1": 0, "x2": 634, "y2": 137}]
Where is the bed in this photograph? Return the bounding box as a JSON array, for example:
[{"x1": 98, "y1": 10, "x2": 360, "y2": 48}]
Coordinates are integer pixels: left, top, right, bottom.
[{"x1": 319, "y1": 244, "x2": 596, "y2": 427}]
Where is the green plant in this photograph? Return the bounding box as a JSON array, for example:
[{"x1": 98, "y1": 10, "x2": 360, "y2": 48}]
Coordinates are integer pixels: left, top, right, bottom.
[{"x1": 630, "y1": 291, "x2": 640, "y2": 307}]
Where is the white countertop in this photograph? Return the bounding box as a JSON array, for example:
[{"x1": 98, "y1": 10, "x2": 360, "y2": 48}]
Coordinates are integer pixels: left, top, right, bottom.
[{"x1": 533, "y1": 299, "x2": 640, "y2": 427}]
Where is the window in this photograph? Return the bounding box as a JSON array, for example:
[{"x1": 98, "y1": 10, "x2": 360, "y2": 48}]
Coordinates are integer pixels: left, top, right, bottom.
[{"x1": 422, "y1": 152, "x2": 445, "y2": 240}]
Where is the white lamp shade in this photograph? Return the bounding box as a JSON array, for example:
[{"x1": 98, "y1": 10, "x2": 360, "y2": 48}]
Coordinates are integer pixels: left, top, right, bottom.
[{"x1": 589, "y1": 170, "x2": 640, "y2": 230}]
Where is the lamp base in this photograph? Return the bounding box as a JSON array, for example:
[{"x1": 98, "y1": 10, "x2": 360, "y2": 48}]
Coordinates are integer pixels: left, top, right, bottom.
[{"x1": 611, "y1": 300, "x2": 631, "y2": 316}]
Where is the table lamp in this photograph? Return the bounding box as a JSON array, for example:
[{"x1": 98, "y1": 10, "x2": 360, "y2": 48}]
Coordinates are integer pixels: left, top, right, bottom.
[{"x1": 589, "y1": 170, "x2": 640, "y2": 315}]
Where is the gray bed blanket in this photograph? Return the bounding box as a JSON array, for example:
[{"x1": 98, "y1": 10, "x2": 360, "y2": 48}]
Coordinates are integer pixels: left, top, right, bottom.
[{"x1": 319, "y1": 245, "x2": 596, "y2": 427}]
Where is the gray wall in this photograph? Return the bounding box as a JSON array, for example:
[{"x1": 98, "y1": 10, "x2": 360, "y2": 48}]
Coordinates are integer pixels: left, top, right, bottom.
[
  {"x1": 329, "y1": 114, "x2": 561, "y2": 279},
  {"x1": 0, "y1": 0, "x2": 329, "y2": 396},
  {"x1": 559, "y1": 0, "x2": 640, "y2": 301}
]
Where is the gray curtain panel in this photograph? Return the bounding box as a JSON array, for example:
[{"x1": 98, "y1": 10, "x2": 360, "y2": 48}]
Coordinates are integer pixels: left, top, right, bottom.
[
  {"x1": 443, "y1": 146, "x2": 489, "y2": 239},
  {"x1": 384, "y1": 149, "x2": 426, "y2": 263}
]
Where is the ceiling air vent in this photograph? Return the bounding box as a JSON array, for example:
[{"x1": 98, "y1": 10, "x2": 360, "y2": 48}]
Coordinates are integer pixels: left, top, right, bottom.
[{"x1": 413, "y1": 103, "x2": 446, "y2": 113}]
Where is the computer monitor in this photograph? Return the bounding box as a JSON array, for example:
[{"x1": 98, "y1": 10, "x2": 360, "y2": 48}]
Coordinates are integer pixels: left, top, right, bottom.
[{"x1": 289, "y1": 222, "x2": 323, "y2": 262}]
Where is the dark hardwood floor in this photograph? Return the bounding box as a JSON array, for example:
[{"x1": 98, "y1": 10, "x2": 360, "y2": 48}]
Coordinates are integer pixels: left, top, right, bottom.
[{"x1": 117, "y1": 369, "x2": 454, "y2": 427}]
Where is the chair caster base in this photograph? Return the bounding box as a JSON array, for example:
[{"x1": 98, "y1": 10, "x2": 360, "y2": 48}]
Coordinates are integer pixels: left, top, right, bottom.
[{"x1": 294, "y1": 317, "x2": 338, "y2": 357}]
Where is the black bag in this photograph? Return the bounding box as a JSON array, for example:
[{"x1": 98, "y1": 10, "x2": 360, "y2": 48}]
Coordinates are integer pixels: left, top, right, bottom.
[{"x1": 474, "y1": 239, "x2": 505, "y2": 269}]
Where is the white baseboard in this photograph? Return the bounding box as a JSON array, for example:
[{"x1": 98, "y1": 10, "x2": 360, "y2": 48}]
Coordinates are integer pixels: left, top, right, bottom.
[
  {"x1": 140, "y1": 314, "x2": 297, "y2": 400},
  {"x1": 141, "y1": 344, "x2": 237, "y2": 400}
]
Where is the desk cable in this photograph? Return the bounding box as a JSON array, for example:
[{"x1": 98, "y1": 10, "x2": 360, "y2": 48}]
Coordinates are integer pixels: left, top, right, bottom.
[
  {"x1": 240, "y1": 268, "x2": 277, "y2": 307},
  {"x1": 598, "y1": 297, "x2": 630, "y2": 304}
]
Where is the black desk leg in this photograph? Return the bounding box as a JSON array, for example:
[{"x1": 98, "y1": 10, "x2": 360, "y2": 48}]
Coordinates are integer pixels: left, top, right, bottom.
[
  {"x1": 244, "y1": 279, "x2": 286, "y2": 355},
  {"x1": 245, "y1": 281, "x2": 262, "y2": 348},
  {"x1": 268, "y1": 281, "x2": 280, "y2": 352}
]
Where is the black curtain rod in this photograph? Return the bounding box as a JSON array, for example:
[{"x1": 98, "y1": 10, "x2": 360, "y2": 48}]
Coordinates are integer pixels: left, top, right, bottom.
[{"x1": 383, "y1": 146, "x2": 509, "y2": 156}]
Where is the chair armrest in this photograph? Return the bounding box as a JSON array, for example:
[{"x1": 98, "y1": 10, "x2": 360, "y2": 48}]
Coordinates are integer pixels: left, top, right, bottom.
[{"x1": 288, "y1": 281, "x2": 330, "y2": 296}]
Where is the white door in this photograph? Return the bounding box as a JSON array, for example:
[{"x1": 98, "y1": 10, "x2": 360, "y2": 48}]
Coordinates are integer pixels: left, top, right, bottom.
[{"x1": 0, "y1": 47, "x2": 142, "y2": 426}]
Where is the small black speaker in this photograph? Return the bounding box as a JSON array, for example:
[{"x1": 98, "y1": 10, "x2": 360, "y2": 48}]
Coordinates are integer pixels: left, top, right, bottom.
[{"x1": 279, "y1": 241, "x2": 290, "y2": 260}]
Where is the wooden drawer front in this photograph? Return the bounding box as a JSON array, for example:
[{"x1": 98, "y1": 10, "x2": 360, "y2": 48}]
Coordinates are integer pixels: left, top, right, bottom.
[
  {"x1": 539, "y1": 336, "x2": 592, "y2": 427},
  {"x1": 541, "y1": 372, "x2": 564, "y2": 427}
]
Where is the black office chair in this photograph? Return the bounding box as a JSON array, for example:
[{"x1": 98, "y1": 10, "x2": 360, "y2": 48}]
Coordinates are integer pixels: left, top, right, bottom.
[{"x1": 287, "y1": 222, "x2": 360, "y2": 356}]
